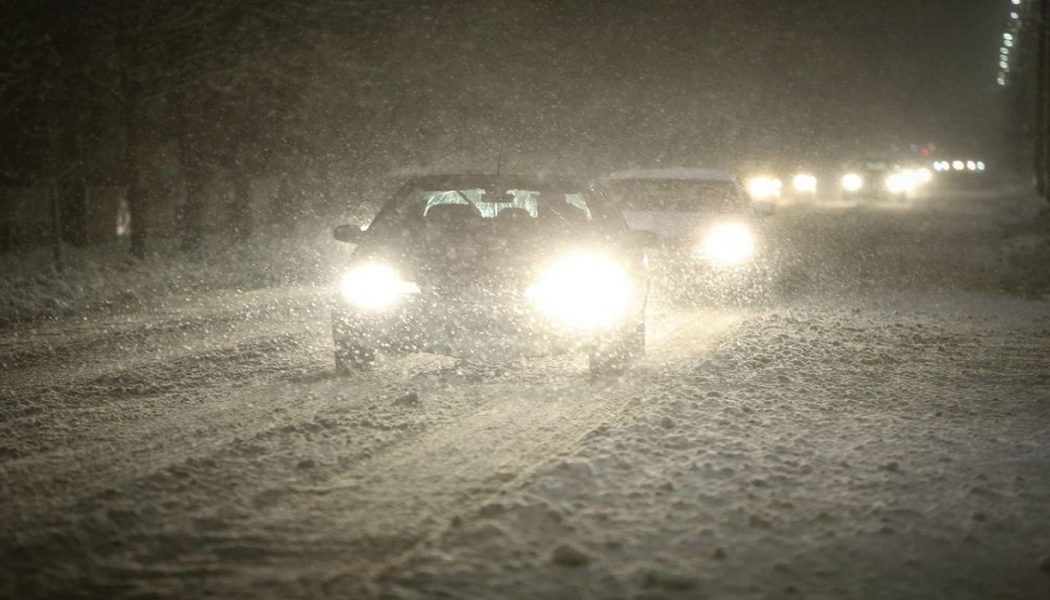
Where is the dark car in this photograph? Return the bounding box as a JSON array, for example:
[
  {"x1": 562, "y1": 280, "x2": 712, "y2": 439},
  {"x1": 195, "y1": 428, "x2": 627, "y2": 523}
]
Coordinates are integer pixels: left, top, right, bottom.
[{"x1": 331, "y1": 175, "x2": 652, "y2": 375}]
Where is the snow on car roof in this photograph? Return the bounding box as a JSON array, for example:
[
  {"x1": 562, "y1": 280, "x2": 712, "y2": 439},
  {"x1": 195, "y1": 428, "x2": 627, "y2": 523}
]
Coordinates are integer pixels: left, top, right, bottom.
[{"x1": 603, "y1": 167, "x2": 736, "y2": 182}]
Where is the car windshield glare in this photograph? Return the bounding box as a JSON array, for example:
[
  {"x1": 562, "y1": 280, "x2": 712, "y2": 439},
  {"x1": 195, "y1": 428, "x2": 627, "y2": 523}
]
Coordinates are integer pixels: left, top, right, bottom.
[{"x1": 372, "y1": 186, "x2": 603, "y2": 233}]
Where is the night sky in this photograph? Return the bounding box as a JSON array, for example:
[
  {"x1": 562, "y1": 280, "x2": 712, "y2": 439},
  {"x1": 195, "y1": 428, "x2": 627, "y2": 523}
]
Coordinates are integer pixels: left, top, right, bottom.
[
  {"x1": 534, "y1": 0, "x2": 1010, "y2": 159},
  {"x1": 0, "y1": 0, "x2": 1019, "y2": 180},
  {"x1": 402, "y1": 0, "x2": 1013, "y2": 168}
]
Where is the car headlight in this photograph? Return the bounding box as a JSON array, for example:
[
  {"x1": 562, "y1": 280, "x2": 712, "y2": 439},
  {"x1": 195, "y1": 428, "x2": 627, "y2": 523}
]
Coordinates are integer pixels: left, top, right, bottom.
[
  {"x1": 885, "y1": 172, "x2": 913, "y2": 194},
  {"x1": 526, "y1": 250, "x2": 633, "y2": 329},
  {"x1": 842, "y1": 173, "x2": 864, "y2": 193},
  {"x1": 338, "y1": 263, "x2": 419, "y2": 311},
  {"x1": 698, "y1": 222, "x2": 755, "y2": 266},
  {"x1": 793, "y1": 173, "x2": 818, "y2": 194},
  {"x1": 747, "y1": 176, "x2": 782, "y2": 200}
]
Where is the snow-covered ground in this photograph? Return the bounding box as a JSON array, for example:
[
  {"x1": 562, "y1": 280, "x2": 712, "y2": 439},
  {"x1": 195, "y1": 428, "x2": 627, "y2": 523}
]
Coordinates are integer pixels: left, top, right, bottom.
[{"x1": 1, "y1": 188, "x2": 1049, "y2": 599}]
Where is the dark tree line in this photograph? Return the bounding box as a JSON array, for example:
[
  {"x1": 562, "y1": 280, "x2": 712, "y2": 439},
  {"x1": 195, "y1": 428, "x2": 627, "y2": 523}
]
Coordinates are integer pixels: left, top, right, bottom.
[
  {"x1": 1, "y1": 0, "x2": 915, "y2": 260},
  {"x1": 1, "y1": 0, "x2": 416, "y2": 257}
]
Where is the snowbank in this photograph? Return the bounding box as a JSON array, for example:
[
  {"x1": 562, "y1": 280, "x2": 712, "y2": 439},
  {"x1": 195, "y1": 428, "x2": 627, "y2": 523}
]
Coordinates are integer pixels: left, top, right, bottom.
[{"x1": 0, "y1": 217, "x2": 354, "y2": 325}]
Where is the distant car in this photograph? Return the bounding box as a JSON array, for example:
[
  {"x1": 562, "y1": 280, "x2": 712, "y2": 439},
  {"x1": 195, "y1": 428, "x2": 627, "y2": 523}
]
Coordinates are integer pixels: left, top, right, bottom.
[
  {"x1": 601, "y1": 168, "x2": 770, "y2": 301},
  {"x1": 930, "y1": 159, "x2": 988, "y2": 191},
  {"x1": 331, "y1": 175, "x2": 652, "y2": 375},
  {"x1": 839, "y1": 159, "x2": 911, "y2": 200}
]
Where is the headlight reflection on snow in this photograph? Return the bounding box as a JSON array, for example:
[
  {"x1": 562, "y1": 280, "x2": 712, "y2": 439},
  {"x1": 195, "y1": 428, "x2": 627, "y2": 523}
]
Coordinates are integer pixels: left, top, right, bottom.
[
  {"x1": 338, "y1": 263, "x2": 420, "y2": 311},
  {"x1": 526, "y1": 250, "x2": 632, "y2": 329},
  {"x1": 698, "y1": 222, "x2": 755, "y2": 266}
]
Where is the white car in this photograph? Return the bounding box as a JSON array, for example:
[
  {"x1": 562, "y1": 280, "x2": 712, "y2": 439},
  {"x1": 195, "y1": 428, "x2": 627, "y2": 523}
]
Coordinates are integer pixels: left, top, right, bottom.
[
  {"x1": 601, "y1": 168, "x2": 770, "y2": 302},
  {"x1": 604, "y1": 168, "x2": 753, "y2": 236}
]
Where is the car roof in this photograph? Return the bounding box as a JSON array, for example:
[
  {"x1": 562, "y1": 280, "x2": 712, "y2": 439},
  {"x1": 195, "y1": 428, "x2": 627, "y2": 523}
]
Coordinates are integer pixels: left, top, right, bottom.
[
  {"x1": 396, "y1": 173, "x2": 593, "y2": 190},
  {"x1": 603, "y1": 167, "x2": 737, "y2": 183}
]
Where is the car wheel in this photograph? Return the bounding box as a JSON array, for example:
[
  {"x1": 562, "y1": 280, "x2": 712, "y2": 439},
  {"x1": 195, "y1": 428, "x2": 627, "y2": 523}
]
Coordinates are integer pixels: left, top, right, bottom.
[
  {"x1": 589, "y1": 320, "x2": 645, "y2": 376},
  {"x1": 334, "y1": 343, "x2": 375, "y2": 374}
]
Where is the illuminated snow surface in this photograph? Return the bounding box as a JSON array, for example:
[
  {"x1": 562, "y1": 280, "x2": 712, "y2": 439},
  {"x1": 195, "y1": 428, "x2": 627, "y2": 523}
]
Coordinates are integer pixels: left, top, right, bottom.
[{"x1": 1, "y1": 189, "x2": 1049, "y2": 599}]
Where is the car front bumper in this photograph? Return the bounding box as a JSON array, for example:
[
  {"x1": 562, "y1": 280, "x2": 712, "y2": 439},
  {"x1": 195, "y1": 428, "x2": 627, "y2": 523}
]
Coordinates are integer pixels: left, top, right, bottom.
[
  {"x1": 332, "y1": 289, "x2": 643, "y2": 360},
  {"x1": 648, "y1": 243, "x2": 768, "y2": 283}
]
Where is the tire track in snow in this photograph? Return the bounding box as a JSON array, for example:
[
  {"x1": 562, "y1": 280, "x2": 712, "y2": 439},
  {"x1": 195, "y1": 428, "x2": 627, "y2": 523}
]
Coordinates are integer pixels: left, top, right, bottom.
[
  {"x1": 191, "y1": 309, "x2": 750, "y2": 595},
  {"x1": 1, "y1": 307, "x2": 748, "y2": 598},
  {"x1": 0, "y1": 353, "x2": 464, "y2": 533},
  {"x1": 0, "y1": 286, "x2": 328, "y2": 401}
]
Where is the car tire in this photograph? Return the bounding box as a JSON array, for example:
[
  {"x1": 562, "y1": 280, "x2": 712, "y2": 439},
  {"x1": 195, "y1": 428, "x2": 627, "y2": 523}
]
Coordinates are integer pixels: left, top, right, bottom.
[
  {"x1": 334, "y1": 343, "x2": 375, "y2": 374},
  {"x1": 589, "y1": 319, "x2": 645, "y2": 376}
]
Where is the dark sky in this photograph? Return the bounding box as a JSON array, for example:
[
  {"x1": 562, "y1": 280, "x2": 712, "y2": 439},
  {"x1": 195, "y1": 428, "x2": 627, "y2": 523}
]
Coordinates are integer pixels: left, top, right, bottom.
[
  {"x1": 0, "y1": 0, "x2": 1016, "y2": 180},
  {"x1": 443, "y1": 0, "x2": 1011, "y2": 167},
  {"x1": 811, "y1": 0, "x2": 1006, "y2": 149},
  {"x1": 584, "y1": 0, "x2": 1007, "y2": 155}
]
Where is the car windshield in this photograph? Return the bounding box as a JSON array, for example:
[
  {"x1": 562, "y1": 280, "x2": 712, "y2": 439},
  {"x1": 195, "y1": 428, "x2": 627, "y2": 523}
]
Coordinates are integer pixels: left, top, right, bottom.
[
  {"x1": 420, "y1": 188, "x2": 592, "y2": 221},
  {"x1": 369, "y1": 182, "x2": 616, "y2": 236},
  {"x1": 609, "y1": 179, "x2": 747, "y2": 212}
]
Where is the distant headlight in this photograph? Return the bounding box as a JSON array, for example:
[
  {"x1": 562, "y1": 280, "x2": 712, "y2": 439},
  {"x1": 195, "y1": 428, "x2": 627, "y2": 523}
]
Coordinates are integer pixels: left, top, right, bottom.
[
  {"x1": 747, "y1": 176, "x2": 783, "y2": 200},
  {"x1": 842, "y1": 173, "x2": 864, "y2": 193},
  {"x1": 526, "y1": 251, "x2": 633, "y2": 329},
  {"x1": 885, "y1": 172, "x2": 915, "y2": 194},
  {"x1": 887, "y1": 169, "x2": 930, "y2": 194},
  {"x1": 793, "y1": 173, "x2": 818, "y2": 194},
  {"x1": 338, "y1": 263, "x2": 419, "y2": 311},
  {"x1": 699, "y1": 222, "x2": 755, "y2": 266}
]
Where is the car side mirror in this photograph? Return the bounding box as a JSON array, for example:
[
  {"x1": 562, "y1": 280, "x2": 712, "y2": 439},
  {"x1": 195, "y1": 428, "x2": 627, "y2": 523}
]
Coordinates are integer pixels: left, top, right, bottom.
[
  {"x1": 626, "y1": 229, "x2": 659, "y2": 248},
  {"x1": 333, "y1": 224, "x2": 365, "y2": 244}
]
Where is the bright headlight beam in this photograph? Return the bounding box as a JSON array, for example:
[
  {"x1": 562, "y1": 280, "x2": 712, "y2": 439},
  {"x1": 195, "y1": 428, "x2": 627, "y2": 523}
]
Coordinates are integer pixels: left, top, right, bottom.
[
  {"x1": 699, "y1": 222, "x2": 755, "y2": 266},
  {"x1": 842, "y1": 173, "x2": 864, "y2": 193},
  {"x1": 886, "y1": 172, "x2": 917, "y2": 195},
  {"x1": 526, "y1": 251, "x2": 632, "y2": 329},
  {"x1": 793, "y1": 173, "x2": 818, "y2": 194},
  {"x1": 747, "y1": 176, "x2": 783, "y2": 200},
  {"x1": 338, "y1": 263, "x2": 419, "y2": 311}
]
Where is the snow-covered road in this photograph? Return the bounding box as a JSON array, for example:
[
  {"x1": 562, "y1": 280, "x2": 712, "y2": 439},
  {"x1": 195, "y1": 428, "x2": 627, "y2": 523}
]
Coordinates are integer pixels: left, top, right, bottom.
[{"x1": 2, "y1": 189, "x2": 1049, "y2": 599}]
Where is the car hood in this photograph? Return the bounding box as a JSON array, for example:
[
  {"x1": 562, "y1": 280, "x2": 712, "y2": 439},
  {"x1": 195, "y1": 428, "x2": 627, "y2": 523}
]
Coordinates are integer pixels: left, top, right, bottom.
[
  {"x1": 353, "y1": 229, "x2": 615, "y2": 291},
  {"x1": 622, "y1": 210, "x2": 742, "y2": 241}
]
